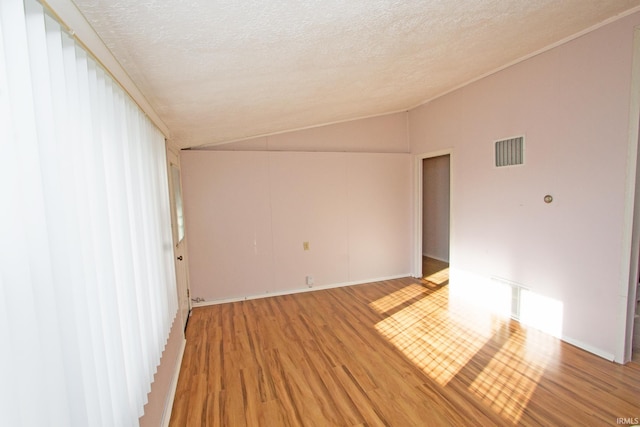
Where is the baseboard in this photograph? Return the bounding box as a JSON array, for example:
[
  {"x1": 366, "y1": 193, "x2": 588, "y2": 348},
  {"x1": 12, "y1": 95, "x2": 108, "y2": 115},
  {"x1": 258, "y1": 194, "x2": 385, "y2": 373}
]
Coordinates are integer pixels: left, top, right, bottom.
[
  {"x1": 422, "y1": 253, "x2": 449, "y2": 263},
  {"x1": 561, "y1": 335, "x2": 615, "y2": 362},
  {"x1": 182, "y1": 274, "x2": 621, "y2": 367},
  {"x1": 192, "y1": 274, "x2": 411, "y2": 307},
  {"x1": 161, "y1": 337, "x2": 187, "y2": 427}
]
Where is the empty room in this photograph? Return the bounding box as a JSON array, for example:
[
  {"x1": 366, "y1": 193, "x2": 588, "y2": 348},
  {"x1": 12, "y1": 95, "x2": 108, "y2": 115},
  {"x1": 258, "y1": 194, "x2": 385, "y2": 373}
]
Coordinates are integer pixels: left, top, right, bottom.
[{"x1": 3, "y1": 0, "x2": 640, "y2": 426}]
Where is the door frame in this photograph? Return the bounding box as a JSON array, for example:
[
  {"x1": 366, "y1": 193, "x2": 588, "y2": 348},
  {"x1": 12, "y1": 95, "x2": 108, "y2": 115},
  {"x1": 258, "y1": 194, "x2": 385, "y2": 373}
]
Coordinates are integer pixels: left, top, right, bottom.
[
  {"x1": 619, "y1": 26, "x2": 640, "y2": 364},
  {"x1": 166, "y1": 144, "x2": 191, "y2": 331},
  {"x1": 413, "y1": 149, "x2": 453, "y2": 278}
]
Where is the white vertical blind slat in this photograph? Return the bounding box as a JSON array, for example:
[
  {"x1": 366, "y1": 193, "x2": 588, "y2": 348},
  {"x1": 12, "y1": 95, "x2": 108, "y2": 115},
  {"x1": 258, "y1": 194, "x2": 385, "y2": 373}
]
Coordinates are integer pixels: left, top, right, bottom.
[
  {"x1": 2, "y1": 1, "x2": 59, "y2": 425},
  {"x1": 75, "y1": 48, "x2": 113, "y2": 426},
  {"x1": 0, "y1": 5, "x2": 29, "y2": 425},
  {"x1": 0, "y1": 0, "x2": 178, "y2": 425},
  {"x1": 61, "y1": 31, "x2": 98, "y2": 426},
  {"x1": 43, "y1": 10, "x2": 91, "y2": 426},
  {"x1": 87, "y1": 58, "x2": 119, "y2": 427}
]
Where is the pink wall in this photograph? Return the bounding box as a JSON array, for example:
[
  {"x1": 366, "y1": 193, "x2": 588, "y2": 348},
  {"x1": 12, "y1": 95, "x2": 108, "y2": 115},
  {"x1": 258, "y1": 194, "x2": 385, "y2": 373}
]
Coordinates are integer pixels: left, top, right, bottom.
[
  {"x1": 181, "y1": 150, "x2": 411, "y2": 301},
  {"x1": 201, "y1": 112, "x2": 409, "y2": 152},
  {"x1": 181, "y1": 151, "x2": 274, "y2": 299},
  {"x1": 139, "y1": 316, "x2": 183, "y2": 427},
  {"x1": 178, "y1": 11, "x2": 640, "y2": 361},
  {"x1": 409, "y1": 12, "x2": 639, "y2": 359}
]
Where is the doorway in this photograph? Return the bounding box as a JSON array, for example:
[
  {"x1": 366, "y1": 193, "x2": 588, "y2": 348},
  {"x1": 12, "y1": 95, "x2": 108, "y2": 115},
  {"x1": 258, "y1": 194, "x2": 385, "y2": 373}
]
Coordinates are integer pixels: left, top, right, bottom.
[{"x1": 415, "y1": 151, "x2": 451, "y2": 280}]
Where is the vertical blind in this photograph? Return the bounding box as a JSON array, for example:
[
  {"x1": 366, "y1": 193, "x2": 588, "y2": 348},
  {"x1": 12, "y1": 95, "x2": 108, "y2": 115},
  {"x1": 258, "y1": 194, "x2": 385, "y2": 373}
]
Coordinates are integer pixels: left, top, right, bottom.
[{"x1": 0, "y1": 0, "x2": 178, "y2": 425}]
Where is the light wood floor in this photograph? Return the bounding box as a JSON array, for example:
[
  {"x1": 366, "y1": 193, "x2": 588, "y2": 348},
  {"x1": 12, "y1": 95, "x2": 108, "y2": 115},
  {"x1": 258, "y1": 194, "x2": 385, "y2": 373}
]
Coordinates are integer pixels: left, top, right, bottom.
[{"x1": 170, "y1": 263, "x2": 640, "y2": 426}]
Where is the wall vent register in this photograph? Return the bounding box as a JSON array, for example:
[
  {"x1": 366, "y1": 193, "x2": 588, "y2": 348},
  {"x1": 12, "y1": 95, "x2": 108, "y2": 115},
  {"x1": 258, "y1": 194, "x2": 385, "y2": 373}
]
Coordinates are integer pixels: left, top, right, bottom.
[{"x1": 495, "y1": 136, "x2": 524, "y2": 167}]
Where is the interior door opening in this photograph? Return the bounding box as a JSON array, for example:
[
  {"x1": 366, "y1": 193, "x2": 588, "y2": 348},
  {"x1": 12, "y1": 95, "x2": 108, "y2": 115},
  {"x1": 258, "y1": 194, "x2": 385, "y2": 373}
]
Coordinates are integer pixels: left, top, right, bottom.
[{"x1": 418, "y1": 153, "x2": 451, "y2": 284}]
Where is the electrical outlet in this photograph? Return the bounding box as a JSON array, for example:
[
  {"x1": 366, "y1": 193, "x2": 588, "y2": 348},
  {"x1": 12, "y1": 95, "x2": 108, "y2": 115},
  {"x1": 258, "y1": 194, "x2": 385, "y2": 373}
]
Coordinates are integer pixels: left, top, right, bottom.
[
  {"x1": 306, "y1": 275, "x2": 314, "y2": 286},
  {"x1": 303, "y1": 241, "x2": 310, "y2": 251}
]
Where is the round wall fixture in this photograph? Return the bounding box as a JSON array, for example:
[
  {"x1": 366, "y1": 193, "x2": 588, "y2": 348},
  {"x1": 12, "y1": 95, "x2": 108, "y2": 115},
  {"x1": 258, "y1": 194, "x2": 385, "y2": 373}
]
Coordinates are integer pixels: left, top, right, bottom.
[{"x1": 544, "y1": 195, "x2": 553, "y2": 203}]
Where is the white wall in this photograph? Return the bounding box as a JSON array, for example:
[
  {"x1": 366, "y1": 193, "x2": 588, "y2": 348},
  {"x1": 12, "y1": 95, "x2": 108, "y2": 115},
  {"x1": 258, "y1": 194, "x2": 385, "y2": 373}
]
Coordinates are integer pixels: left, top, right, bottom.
[
  {"x1": 181, "y1": 150, "x2": 411, "y2": 302},
  {"x1": 409, "y1": 11, "x2": 640, "y2": 360},
  {"x1": 422, "y1": 155, "x2": 450, "y2": 262}
]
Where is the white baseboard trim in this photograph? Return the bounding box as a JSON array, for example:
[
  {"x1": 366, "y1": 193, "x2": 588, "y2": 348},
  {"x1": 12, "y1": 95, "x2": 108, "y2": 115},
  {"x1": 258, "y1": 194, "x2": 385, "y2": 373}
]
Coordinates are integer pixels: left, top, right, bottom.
[
  {"x1": 161, "y1": 337, "x2": 187, "y2": 427},
  {"x1": 192, "y1": 274, "x2": 411, "y2": 307},
  {"x1": 561, "y1": 335, "x2": 615, "y2": 362},
  {"x1": 422, "y1": 253, "x2": 450, "y2": 263}
]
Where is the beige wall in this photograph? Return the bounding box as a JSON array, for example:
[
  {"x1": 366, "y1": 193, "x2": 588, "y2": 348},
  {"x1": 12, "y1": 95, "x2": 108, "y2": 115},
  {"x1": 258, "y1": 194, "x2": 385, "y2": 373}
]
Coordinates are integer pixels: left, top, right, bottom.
[{"x1": 410, "y1": 11, "x2": 640, "y2": 360}]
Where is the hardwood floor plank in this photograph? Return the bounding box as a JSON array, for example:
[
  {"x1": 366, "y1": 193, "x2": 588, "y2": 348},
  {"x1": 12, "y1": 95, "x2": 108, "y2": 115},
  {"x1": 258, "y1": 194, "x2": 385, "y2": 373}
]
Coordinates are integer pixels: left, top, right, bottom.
[
  {"x1": 334, "y1": 365, "x2": 390, "y2": 427},
  {"x1": 170, "y1": 261, "x2": 640, "y2": 426},
  {"x1": 301, "y1": 340, "x2": 366, "y2": 425}
]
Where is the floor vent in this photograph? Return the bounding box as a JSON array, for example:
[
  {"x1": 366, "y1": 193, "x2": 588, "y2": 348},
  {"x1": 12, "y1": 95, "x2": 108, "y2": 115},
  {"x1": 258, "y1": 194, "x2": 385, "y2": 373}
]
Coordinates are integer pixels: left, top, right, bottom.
[
  {"x1": 511, "y1": 284, "x2": 522, "y2": 321},
  {"x1": 492, "y1": 277, "x2": 526, "y2": 320},
  {"x1": 495, "y1": 136, "x2": 524, "y2": 167}
]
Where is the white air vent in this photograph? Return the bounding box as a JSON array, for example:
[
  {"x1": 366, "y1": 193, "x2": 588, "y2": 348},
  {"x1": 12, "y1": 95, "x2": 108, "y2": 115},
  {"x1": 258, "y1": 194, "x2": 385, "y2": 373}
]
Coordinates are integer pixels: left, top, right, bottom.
[
  {"x1": 492, "y1": 276, "x2": 527, "y2": 320},
  {"x1": 495, "y1": 136, "x2": 524, "y2": 167}
]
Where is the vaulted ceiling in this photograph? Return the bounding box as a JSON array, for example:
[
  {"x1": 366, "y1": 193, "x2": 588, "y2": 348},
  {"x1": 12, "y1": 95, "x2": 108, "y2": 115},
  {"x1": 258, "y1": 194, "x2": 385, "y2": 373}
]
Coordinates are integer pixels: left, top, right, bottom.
[{"x1": 72, "y1": 0, "x2": 640, "y2": 149}]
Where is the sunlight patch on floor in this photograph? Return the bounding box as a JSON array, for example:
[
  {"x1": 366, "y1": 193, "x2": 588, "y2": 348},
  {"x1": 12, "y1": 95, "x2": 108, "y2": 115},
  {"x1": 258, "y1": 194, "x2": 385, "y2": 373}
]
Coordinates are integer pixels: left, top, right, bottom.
[
  {"x1": 468, "y1": 329, "x2": 556, "y2": 423},
  {"x1": 369, "y1": 284, "x2": 426, "y2": 314},
  {"x1": 423, "y1": 267, "x2": 449, "y2": 285},
  {"x1": 371, "y1": 274, "x2": 559, "y2": 424},
  {"x1": 374, "y1": 286, "x2": 497, "y2": 386}
]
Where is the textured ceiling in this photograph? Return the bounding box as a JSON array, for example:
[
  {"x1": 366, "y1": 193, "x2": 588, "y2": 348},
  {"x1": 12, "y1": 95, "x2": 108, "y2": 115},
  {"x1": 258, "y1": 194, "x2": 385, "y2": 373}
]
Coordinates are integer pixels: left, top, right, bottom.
[{"x1": 72, "y1": 0, "x2": 640, "y2": 149}]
